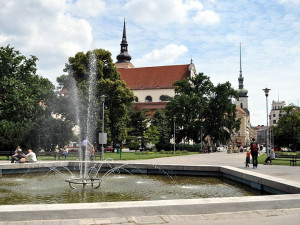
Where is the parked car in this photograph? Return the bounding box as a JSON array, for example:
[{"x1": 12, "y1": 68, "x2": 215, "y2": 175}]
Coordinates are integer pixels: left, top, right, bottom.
[{"x1": 104, "y1": 146, "x2": 114, "y2": 152}]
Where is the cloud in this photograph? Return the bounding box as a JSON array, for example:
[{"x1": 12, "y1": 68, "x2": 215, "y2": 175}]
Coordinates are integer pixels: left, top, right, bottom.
[
  {"x1": 124, "y1": 0, "x2": 219, "y2": 26},
  {"x1": 278, "y1": 0, "x2": 300, "y2": 4},
  {"x1": 134, "y1": 44, "x2": 188, "y2": 67},
  {"x1": 0, "y1": 0, "x2": 93, "y2": 83},
  {"x1": 68, "y1": 0, "x2": 106, "y2": 18}
]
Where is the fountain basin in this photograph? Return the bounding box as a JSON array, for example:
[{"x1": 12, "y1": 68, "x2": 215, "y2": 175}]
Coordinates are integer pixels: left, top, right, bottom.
[{"x1": 1, "y1": 162, "x2": 300, "y2": 222}]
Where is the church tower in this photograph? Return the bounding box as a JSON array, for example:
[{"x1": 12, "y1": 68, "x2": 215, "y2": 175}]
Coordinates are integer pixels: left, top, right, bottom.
[
  {"x1": 236, "y1": 43, "x2": 248, "y2": 110},
  {"x1": 115, "y1": 19, "x2": 134, "y2": 69}
]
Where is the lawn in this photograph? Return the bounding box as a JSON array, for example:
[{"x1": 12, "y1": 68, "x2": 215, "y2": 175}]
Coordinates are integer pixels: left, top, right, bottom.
[
  {"x1": 0, "y1": 151, "x2": 197, "y2": 161},
  {"x1": 258, "y1": 153, "x2": 300, "y2": 166}
]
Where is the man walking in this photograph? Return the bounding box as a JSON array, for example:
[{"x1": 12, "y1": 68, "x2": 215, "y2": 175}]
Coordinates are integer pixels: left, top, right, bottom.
[{"x1": 250, "y1": 138, "x2": 258, "y2": 168}]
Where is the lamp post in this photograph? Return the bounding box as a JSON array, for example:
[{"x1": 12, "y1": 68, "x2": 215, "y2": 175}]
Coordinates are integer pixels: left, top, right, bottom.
[
  {"x1": 263, "y1": 88, "x2": 271, "y2": 156},
  {"x1": 173, "y1": 116, "x2": 176, "y2": 155},
  {"x1": 100, "y1": 95, "x2": 106, "y2": 160},
  {"x1": 200, "y1": 126, "x2": 203, "y2": 153},
  {"x1": 269, "y1": 114, "x2": 272, "y2": 150}
]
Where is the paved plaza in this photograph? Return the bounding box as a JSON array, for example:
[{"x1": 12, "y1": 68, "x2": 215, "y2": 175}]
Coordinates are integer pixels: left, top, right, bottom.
[{"x1": 1, "y1": 150, "x2": 300, "y2": 225}]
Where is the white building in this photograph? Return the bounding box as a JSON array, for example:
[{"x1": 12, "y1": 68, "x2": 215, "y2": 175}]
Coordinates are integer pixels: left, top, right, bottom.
[
  {"x1": 115, "y1": 20, "x2": 196, "y2": 116},
  {"x1": 269, "y1": 100, "x2": 286, "y2": 126}
]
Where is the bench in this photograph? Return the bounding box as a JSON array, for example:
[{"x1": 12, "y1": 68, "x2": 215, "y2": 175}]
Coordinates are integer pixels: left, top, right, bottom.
[
  {"x1": 273, "y1": 154, "x2": 300, "y2": 166},
  {"x1": 57, "y1": 151, "x2": 103, "y2": 160},
  {"x1": 0, "y1": 151, "x2": 12, "y2": 160},
  {"x1": 36, "y1": 151, "x2": 58, "y2": 160}
]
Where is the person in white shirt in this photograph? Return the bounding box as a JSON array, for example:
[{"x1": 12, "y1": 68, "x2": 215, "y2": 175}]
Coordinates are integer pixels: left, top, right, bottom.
[
  {"x1": 264, "y1": 149, "x2": 276, "y2": 165},
  {"x1": 26, "y1": 149, "x2": 37, "y2": 162}
]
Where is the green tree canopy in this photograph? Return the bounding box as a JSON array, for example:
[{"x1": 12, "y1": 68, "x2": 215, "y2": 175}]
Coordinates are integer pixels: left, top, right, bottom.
[
  {"x1": 165, "y1": 73, "x2": 240, "y2": 145},
  {"x1": 273, "y1": 105, "x2": 300, "y2": 150},
  {"x1": 151, "y1": 109, "x2": 172, "y2": 150},
  {"x1": 0, "y1": 45, "x2": 59, "y2": 151},
  {"x1": 58, "y1": 49, "x2": 134, "y2": 146}
]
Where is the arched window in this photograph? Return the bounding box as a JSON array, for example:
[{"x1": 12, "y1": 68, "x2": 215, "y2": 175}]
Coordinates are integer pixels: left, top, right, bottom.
[
  {"x1": 160, "y1": 95, "x2": 168, "y2": 101},
  {"x1": 145, "y1": 96, "x2": 152, "y2": 102},
  {"x1": 240, "y1": 103, "x2": 243, "y2": 108},
  {"x1": 134, "y1": 96, "x2": 139, "y2": 103}
]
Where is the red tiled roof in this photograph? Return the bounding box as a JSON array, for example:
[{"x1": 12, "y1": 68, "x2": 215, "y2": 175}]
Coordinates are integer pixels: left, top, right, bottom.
[
  {"x1": 118, "y1": 64, "x2": 190, "y2": 90},
  {"x1": 134, "y1": 102, "x2": 169, "y2": 118}
]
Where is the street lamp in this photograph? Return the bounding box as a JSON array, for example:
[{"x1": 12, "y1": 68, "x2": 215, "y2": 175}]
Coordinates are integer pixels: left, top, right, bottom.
[
  {"x1": 200, "y1": 126, "x2": 203, "y2": 153},
  {"x1": 173, "y1": 116, "x2": 176, "y2": 155},
  {"x1": 100, "y1": 95, "x2": 106, "y2": 160},
  {"x1": 263, "y1": 88, "x2": 271, "y2": 156}
]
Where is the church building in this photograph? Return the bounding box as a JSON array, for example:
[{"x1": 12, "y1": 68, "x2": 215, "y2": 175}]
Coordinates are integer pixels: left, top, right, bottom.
[
  {"x1": 232, "y1": 44, "x2": 251, "y2": 146},
  {"x1": 115, "y1": 20, "x2": 196, "y2": 116}
]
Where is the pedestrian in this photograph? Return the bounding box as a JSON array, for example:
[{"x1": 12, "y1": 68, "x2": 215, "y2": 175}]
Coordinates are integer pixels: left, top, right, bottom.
[
  {"x1": 239, "y1": 145, "x2": 244, "y2": 152},
  {"x1": 26, "y1": 149, "x2": 37, "y2": 162},
  {"x1": 81, "y1": 139, "x2": 94, "y2": 161},
  {"x1": 62, "y1": 146, "x2": 68, "y2": 159},
  {"x1": 90, "y1": 145, "x2": 95, "y2": 161},
  {"x1": 245, "y1": 150, "x2": 251, "y2": 167},
  {"x1": 250, "y1": 138, "x2": 258, "y2": 168}
]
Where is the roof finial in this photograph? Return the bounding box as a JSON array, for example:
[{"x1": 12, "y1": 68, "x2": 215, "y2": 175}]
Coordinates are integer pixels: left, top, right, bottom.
[
  {"x1": 116, "y1": 18, "x2": 132, "y2": 63},
  {"x1": 239, "y1": 43, "x2": 242, "y2": 78},
  {"x1": 122, "y1": 18, "x2": 126, "y2": 41}
]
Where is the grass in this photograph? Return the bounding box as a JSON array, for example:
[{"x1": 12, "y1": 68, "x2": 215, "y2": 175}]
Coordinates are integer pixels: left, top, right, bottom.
[
  {"x1": 0, "y1": 151, "x2": 197, "y2": 161},
  {"x1": 258, "y1": 153, "x2": 299, "y2": 166}
]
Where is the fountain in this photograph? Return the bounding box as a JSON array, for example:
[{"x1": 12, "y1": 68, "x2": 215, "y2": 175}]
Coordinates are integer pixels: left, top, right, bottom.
[{"x1": 64, "y1": 51, "x2": 102, "y2": 189}]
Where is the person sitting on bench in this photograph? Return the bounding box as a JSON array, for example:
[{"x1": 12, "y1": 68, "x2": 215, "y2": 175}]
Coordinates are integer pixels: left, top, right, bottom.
[
  {"x1": 264, "y1": 149, "x2": 276, "y2": 165},
  {"x1": 26, "y1": 149, "x2": 37, "y2": 162},
  {"x1": 11, "y1": 150, "x2": 26, "y2": 163}
]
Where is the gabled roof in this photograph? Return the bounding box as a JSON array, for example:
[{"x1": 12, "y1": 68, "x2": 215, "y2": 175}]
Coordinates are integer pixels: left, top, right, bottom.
[{"x1": 118, "y1": 64, "x2": 190, "y2": 90}]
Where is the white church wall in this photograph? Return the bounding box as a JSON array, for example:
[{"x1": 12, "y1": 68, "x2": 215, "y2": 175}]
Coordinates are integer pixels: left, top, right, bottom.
[{"x1": 133, "y1": 89, "x2": 175, "y2": 102}]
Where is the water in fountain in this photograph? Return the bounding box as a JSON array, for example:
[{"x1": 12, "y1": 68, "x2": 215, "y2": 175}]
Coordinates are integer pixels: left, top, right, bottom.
[
  {"x1": 0, "y1": 170, "x2": 267, "y2": 205},
  {"x1": 66, "y1": 51, "x2": 100, "y2": 187}
]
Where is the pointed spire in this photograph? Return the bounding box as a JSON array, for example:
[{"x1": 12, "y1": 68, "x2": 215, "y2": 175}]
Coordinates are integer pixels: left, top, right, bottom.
[
  {"x1": 239, "y1": 43, "x2": 242, "y2": 78},
  {"x1": 116, "y1": 18, "x2": 132, "y2": 63},
  {"x1": 122, "y1": 18, "x2": 127, "y2": 41},
  {"x1": 237, "y1": 43, "x2": 248, "y2": 97},
  {"x1": 238, "y1": 43, "x2": 244, "y2": 89}
]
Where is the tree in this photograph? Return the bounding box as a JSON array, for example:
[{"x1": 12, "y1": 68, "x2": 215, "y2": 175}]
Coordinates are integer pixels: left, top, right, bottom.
[
  {"x1": 151, "y1": 109, "x2": 172, "y2": 150},
  {"x1": 126, "y1": 107, "x2": 148, "y2": 149},
  {"x1": 58, "y1": 49, "x2": 134, "y2": 147},
  {"x1": 273, "y1": 105, "x2": 300, "y2": 150},
  {"x1": 165, "y1": 73, "x2": 240, "y2": 145},
  {"x1": 204, "y1": 82, "x2": 241, "y2": 144},
  {"x1": 0, "y1": 45, "x2": 58, "y2": 151}
]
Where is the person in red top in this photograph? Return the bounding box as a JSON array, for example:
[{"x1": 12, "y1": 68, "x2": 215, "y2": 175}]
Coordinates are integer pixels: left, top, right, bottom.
[
  {"x1": 250, "y1": 138, "x2": 258, "y2": 168},
  {"x1": 245, "y1": 150, "x2": 251, "y2": 167}
]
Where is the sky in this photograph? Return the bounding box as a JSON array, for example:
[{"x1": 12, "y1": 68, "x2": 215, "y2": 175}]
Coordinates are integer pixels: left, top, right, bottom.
[{"x1": 1, "y1": 0, "x2": 300, "y2": 126}]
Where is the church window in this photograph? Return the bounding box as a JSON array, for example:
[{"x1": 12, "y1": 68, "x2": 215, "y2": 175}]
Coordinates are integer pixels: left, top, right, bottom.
[
  {"x1": 135, "y1": 96, "x2": 139, "y2": 102},
  {"x1": 145, "y1": 96, "x2": 152, "y2": 102},
  {"x1": 160, "y1": 95, "x2": 168, "y2": 101}
]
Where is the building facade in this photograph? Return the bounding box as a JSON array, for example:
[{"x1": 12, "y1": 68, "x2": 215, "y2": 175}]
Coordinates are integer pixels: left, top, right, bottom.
[
  {"x1": 232, "y1": 44, "x2": 251, "y2": 146},
  {"x1": 269, "y1": 100, "x2": 286, "y2": 126},
  {"x1": 115, "y1": 20, "x2": 196, "y2": 116}
]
